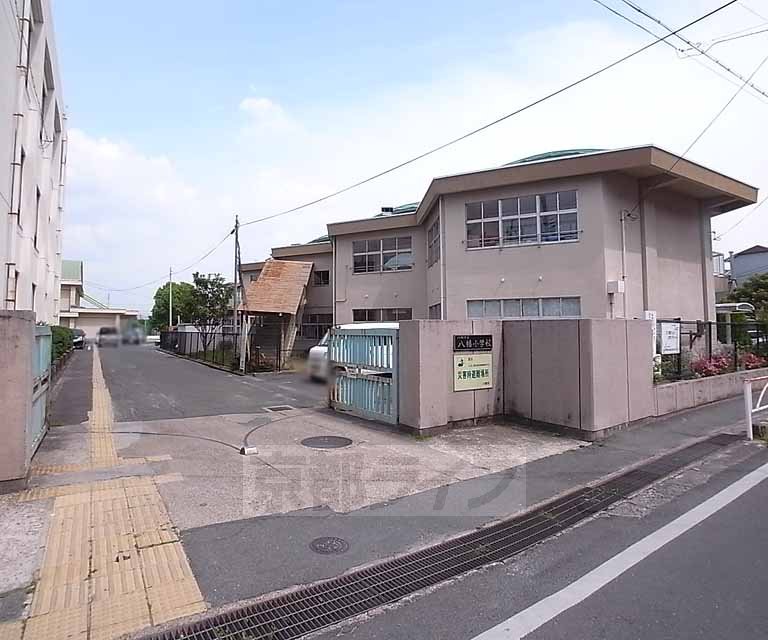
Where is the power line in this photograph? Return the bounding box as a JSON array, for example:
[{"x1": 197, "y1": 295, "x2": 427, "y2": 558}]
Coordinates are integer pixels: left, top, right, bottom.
[
  {"x1": 683, "y1": 25, "x2": 768, "y2": 54},
  {"x1": 239, "y1": 0, "x2": 738, "y2": 229},
  {"x1": 616, "y1": 0, "x2": 768, "y2": 102},
  {"x1": 715, "y1": 193, "x2": 768, "y2": 239},
  {"x1": 628, "y1": 49, "x2": 768, "y2": 216}
]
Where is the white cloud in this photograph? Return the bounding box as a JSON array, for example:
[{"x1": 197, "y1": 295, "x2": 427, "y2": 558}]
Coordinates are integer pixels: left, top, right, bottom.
[{"x1": 64, "y1": 10, "x2": 768, "y2": 313}]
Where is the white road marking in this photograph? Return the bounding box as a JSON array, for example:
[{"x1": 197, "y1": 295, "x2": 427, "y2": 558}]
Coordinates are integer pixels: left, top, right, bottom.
[{"x1": 472, "y1": 460, "x2": 768, "y2": 639}]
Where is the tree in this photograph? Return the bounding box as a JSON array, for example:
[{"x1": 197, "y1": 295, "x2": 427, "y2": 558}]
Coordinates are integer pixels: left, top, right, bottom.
[
  {"x1": 728, "y1": 273, "x2": 768, "y2": 322},
  {"x1": 190, "y1": 272, "x2": 233, "y2": 352},
  {"x1": 149, "y1": 281, "x2": 197, "y2": 330}
]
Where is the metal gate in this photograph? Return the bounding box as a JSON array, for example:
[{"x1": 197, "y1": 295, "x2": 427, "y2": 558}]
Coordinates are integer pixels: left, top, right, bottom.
[
  {"x1": 329, "y1": 327, "x2": 399, "y2": 424},
  {"x1": 30, "y1": 325, "x2": 51, "y2": 455}
]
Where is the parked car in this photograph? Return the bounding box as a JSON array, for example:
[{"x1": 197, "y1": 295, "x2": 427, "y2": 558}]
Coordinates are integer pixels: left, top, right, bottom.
[
  {"x1": 97, "y1": 326, "x2": 120, "y2": 348},
  {"x1": 72, "y1": 328, "x2": 86, "y2": 350},
  {"x1": 308, "y1": 322, "x2": 399, "y2": 382}
]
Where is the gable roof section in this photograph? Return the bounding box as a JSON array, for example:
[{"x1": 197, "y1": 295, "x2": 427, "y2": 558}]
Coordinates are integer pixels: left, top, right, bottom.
[
  {"x1": 240, "y1": 259, "x2": 312, "y2": 315},
  {"x1": 734, "y1": 245, "x2": 768, "y2": 257}
]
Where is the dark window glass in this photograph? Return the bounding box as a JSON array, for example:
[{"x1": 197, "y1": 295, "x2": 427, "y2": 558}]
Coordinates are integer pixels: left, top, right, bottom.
[
  {"x1": 519, "y1": 195, "x2": 537, "y2": 215},
  {"x1": 560, "y1": 212, "x2": 578, "y2": 240},
  {"x1": 482, "y1": 200, "x2": 498, "y2": 219},
  {"x1": 558, "y1": 190, "x2": 577, "y2": 210},
  {"x1": 367, "y1": 239, "x2": 381, "y2": 252},
  {"x1": 382, "y1": 252, "x2": 397, "y2": 271},
  {"x1": 367, "y1": 253, "x2": 381, "y2": 272},
  {"x1": 353, "y1": 309, "x2": 366, "y2": 321},
  {"x1": 540, "y1": 192, "x2": 558, "y2": 212},
  {"x1": 398, "y1": 308, "x2": 412, "y2": 320},
  {"x1": 467, "y1": 222, "x2": 482, "y2": 248},
  {"x1": 353, "y1": 255, "x2": 367, "y2": 273},
  {"x1": 483, "y1": 221, "x2": 500, "y2": 246},
  {"x1": 466, "y1": 203, "x2": 482, "y2": 220},
  {"x1": 352, "y1": 240, "x2": 366, "y2": 254},
  {"x1": 501, "y1": 198, "x2": 518, "y2": 216},
  {"x1": 541, "y1": 214, "x2": 558, "y2": 242},
  {"x1": 397, "y1": 236, "x2": 412, "y2": 250},
  {"x1": 382, "y1": 237, "x2": 396, "y2": 251},
  {"x1": 502, "y1": 218, "x2": 519, "y2": 244},
  {"x1": 520, "y1": 217, "x2": 538, "y2": 243}
]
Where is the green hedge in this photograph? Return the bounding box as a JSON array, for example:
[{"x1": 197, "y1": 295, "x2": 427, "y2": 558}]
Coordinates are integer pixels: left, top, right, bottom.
[{"x1": 51, "y1": 325, "x2": 73, "y2": 362}]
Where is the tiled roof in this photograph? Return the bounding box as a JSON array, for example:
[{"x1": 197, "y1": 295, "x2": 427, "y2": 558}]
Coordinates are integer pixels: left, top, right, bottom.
[{"x1": 240, "y1": 259, "x2": 312, "y2": 315}]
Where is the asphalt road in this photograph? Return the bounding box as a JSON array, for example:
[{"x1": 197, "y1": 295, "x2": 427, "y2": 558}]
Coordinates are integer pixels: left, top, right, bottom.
[
  {"x1": 307, "y1": 444, "x2": 768, "y2": 640},
  {"x1": 97, "y1": 344, "x2": 325, "y2": 422}
]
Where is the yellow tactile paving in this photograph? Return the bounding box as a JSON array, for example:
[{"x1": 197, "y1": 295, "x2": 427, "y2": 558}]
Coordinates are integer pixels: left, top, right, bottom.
[
  {"x1": 18, "y1": 348, "x2": 205, "y2": 640},
  {"x1": 0, "y1": 621, "x2": 23, "y2": 640}
]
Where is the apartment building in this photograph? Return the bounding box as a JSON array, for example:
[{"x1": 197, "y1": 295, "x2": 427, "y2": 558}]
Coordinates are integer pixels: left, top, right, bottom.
[
  {"x1": 327, "y1": 147, "x2": 756, "y2": 324},
  {"x1": 1, "y1": 0, "x2": 67, "y2": 323}
]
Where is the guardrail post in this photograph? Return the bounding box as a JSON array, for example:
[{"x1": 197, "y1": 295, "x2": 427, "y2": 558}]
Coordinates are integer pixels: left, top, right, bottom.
[{"x1": 744, "y1": 379, "x2": 753, "y2": 441}]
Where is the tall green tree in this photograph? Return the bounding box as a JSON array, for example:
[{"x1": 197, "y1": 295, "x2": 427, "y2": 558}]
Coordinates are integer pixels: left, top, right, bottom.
[
  {"x1": 149, "y1": 281, "x2": 197, "y2": 330},
  {"x1": 729, "y1": 273, "x2": 768, "y2": 321},
  {"x1": 190, "y1": 272, "x2": 233, "y2": 351}
]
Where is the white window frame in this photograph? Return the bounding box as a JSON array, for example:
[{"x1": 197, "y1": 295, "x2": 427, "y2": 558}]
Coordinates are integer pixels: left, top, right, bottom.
[
  {"x1": 352, "y1": 236, "x2": 413, "y2": 274},
  {"x1": 427, "y1": 218, "x2": 440, "y2": 267},
  {"x1": 465, "y1": 190, "x2": 579, "y2": 250}
]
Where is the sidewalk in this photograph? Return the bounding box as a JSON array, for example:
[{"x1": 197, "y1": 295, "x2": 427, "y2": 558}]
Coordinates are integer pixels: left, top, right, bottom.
[{"x1": 181, "y1": 394, "x2": 752, "y2": 608}]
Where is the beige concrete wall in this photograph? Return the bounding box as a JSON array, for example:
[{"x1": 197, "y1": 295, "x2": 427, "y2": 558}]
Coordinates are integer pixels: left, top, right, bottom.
[
  {"x1": 334, "y1": 227, "x2": 428, "y2": 324},
  {"x1": 0, "y1": 311, "x2": 34, "y2": 482},
  {"x1": 398, "y1": 320, "x2": 503, "y2": 430},
  {"x1": 440, "y1": 175, "x2": 608, "y2": 320}
]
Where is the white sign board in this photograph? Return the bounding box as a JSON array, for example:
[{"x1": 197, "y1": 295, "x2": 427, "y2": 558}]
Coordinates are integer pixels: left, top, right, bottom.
[
  {"x1": 645, "y1": 310, "x2": 657, "y2": 355},
  {"x1": 659, "y1": 322, "x2": 681, "y2": 355},
  {"x1": 453, "y1": 353, "x2": 493, "y2": 391}
]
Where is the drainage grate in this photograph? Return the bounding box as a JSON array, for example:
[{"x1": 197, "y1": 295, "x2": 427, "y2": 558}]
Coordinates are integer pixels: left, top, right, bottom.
[
  {"x1": 264, "y1": 405, "x2": 295, "y2": 412},
  {"x1": 137, "y1": 433, "x2": 740, "y2": 640},
  {"x1": 301, "y1": 436, "x2": 353, "y2": 450},
  {"x1": 309, "y1": 537, "x2": 350, "y2": 555}
]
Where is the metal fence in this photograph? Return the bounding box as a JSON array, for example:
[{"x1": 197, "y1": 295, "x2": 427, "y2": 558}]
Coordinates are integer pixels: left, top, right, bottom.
[
  {"x1": 30, "y1": 325, "x2": 51, "y2": 455},
  {"x1": 159, "y1": 324, "x2": 294, "y2": 373},
  {"x1": 655, "y1": 319, "x2": 768, "y2": 383}
]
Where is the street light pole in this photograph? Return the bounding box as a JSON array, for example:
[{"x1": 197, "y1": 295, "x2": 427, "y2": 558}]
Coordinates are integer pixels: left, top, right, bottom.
[{"x1": 233, "y1": 215, "x2": 239, "y2": 351}]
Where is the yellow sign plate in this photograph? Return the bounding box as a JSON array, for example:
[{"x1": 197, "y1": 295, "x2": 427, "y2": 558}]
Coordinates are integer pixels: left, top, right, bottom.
[{"x1": 453, "y1": 353, "x2": 493, "y2": 391}]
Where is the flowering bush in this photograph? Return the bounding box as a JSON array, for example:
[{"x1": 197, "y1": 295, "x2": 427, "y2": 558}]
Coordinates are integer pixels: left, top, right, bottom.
[
  {"x1": 740, "y1": 352, "x2": 768, "y2": 370},
  {"x1": 690, "y1": 355, "x2": 731, "y2": 377}
]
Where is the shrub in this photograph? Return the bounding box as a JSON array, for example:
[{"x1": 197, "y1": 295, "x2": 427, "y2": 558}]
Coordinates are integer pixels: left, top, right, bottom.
[
  {"x1": 740, "y1": 352, "x2": 768, "y2": 370},
  {"x1": 690, "y1": 355, "x2": 731, "y2": 377},
  {"x1": 51, "y1": 325, "x2": 73, "y2": 362}
]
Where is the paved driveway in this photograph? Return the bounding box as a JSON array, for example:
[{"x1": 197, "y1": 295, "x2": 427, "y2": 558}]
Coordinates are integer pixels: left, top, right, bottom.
[{"x1": 98, "y1": 344, "x2": 325, "y2": 422}]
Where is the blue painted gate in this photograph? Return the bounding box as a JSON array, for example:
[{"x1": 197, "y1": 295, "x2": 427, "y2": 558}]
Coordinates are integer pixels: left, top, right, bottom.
[
  {"x1": 328, "y1": 327, "x2": 399, "y2": 424},
  {"x1": 30, "y1": 325, "x2": 51, "y2": 455}
]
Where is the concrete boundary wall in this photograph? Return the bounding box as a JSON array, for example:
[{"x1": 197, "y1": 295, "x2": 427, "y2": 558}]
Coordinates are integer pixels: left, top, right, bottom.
[{"x1": 0, "y1": 311, "x2": 35, "y2": 483}]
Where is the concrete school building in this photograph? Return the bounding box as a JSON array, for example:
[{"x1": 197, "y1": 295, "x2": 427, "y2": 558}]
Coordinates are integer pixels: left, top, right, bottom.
[
  {"x1": 245, "y1": 146, "x2": 756, "y2": 332},
  {"x1": 1, "y1": 0, "x2": 67, "y2": 324}
]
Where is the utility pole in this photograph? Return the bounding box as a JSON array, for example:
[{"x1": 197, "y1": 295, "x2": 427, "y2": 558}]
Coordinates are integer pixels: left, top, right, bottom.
[
  {"x1": 168, "y1": 266, "x2": 173, "y2": 329},
  {"x1": 233, "y1": 215, "x2": 240, "y2": 355}
]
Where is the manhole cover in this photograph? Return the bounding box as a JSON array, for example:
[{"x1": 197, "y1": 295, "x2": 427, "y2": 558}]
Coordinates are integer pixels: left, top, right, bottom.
[
  {"x1": 310, "y1": 536, "x2": 349, "y2": 554},
  {"x1": 301, "y1": 436, "x2": 353, "y2": 449},
  {"x1": 264, "y1": 405, "x2": 295, "y2": 412}
]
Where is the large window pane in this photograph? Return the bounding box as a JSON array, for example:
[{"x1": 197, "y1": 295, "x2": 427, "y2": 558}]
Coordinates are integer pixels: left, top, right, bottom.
[
  {"x1": 484, "y1": 299, "x2": 501, "y2": 318},
  {"x1": 353, "y1": 255, "x2": 367, "y2": 273},
  {"x1": 467, "y1": 300, "x2": 484, "y2": 318},
  {"x1": 482, "y1": 200, "x2": 499, "y2": 219},
  {"x1": 367, "y1": 239, "x2": 381, "y2": 252},
  {"x1": 501, "y1": 197, "x2": 518, "y2": 216},
  {"x1": 353, "y1": 309, "x2": 366, "y2": 321},
  {"x1": 522, "y1": 298, "x2": 540, "y2": 317},
  {"x1": 353, "y1": 240, "x2": 366, "y2": 254},
  {"x1": 467, "y1": 222, "x2": 482, "y2": 248},
  {"x1": 503, "y1": 299, "x2": 521, "y2": 317},
  {"x1": 502, "y1": 218, "x2": 519, "y2": 244},
  {"x1": 397, "y1": 236, "x2": 412, "y2": 250},
  {"x1": 540, "y1": 192, "x2": 558, "y2": 212},
  {"x1": 382, "y1": 252, "x2": 398, "y2": 270},
  {"x1": 382, "y1": 237, "x2": 396, "y2": 251},
  {"x1": 558, "y1": 190, "x2": 577, "y2": 210},
  {"x1": 367, "y1": 253, "x2": 381, "y2": 272},
  {"x1": 483, "y1": 221, "x2": 500, "y2": 246},
  {"x1": 382, "y1": 308, "x2": 397, "y2": 321},
  {"x1": 541, "y1": 214, "x2": 558, "y2": 242},
  {"x1": 519, "y1": 195, "x2": 537, "y2": 215},
  {"x1": 561, "y1": 297, "x2": 581, "y2": 316},
  {"x1": 397, "y1": 251, "x2": 413, "y2": 270},
  {"x1": 560, "y1": 212, "x2": 578, "y2": 240},
  {"x1": 397, "y1": 308, "x2": 412, "y2": 320},
  {"x1": 466, "y1": 203, "x2": 482, "y2": 220},
  {"x1": 541, "y1": 298, "x2": 561, "y2": 316},
  {"x1": 520, "y1": 217, "x2": 538, "y2": 243}
]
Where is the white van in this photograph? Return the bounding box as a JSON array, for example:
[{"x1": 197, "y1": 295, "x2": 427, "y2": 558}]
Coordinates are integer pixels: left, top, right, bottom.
[{"x1": 307, "y1": 322, "x2": 399, "y2": 382}]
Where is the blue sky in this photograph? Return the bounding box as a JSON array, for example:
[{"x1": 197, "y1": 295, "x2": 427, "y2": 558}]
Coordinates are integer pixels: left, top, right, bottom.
[{"x1": 51, "y1": 1, "x2": 768, "y2": 313}]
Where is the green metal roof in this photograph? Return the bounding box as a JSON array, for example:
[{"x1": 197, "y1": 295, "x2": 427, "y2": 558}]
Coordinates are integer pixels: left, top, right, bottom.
[
  {"x1": 61, "y1": 260, "x2": 83, "y2": 281},
  {"x1": 375, "y1": 202, "x2": 420, "y2": 217},
  {"x1": 505, "y1": 149, "x2": 605, "y2": 166}
]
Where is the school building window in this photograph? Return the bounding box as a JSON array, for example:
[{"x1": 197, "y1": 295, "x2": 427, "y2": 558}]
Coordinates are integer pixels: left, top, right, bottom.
[
  {"x1": 427, "y1": 218, "x2": 440, "y2": 267},
  {"x1": 353, "y1": 237, "x2": 413, "y2": 273},
  {"x1": 312, "y1": 270, "x2": 330, "y2": 286},
  {"x1": 467, "y1": 296, "x2": 581, "y2": 319},
  {"x1": 465, "y1": 190, "x2": 578, "y2": 249},
  {"x1": 300, "y1": 313, "x2": 333, "y2": 340},
  {"x1": 352, "y1": 308, "x2": 412, "y2": 322}
]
